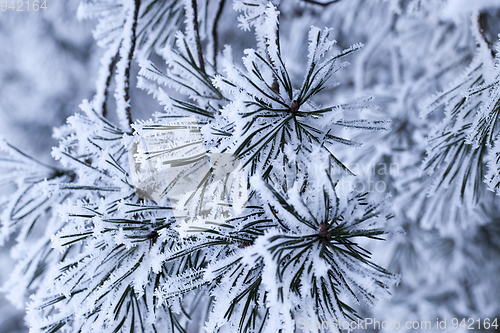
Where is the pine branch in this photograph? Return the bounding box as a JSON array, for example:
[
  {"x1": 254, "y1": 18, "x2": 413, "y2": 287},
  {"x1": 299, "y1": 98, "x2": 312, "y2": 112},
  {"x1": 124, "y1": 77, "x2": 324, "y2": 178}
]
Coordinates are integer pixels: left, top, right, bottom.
[
  {"x1": 0, "y1": 2, "x2": 446, "y2": 332},
  {"x1": 212, "y1": 0, "x2": 226, "y2": 71},
  {"x1": 137, "y1": 0, "x2": 184, "y2": 55},
  {"x1": 102, "y1": 51, "x2": 119, "y2": 119},
  {"x1": 191, "y1": 0, "x2": 205, "y2": 74},
  {"x1": 123, "y1": 0, "x2": 141, "y2": 128},
  {"x1": 477, "y1": 11, "x2": 496, "y2": 58}
]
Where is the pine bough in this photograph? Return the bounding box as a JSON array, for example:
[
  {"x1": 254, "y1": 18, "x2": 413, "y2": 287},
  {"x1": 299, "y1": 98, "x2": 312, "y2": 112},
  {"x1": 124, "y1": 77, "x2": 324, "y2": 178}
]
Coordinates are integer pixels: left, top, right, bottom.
[{"x1": 0, "y1": 1, "x2": 402, "y2": 332}]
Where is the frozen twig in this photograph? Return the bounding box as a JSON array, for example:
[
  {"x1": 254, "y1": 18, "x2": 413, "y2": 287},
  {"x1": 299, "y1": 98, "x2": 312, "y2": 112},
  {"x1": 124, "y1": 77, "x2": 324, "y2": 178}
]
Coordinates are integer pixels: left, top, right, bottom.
[
  {"x1": 212, "y1": 0, "x2": 226, "y2": 71},
  {"x1": 102, "y1": 51, "x2": 119, "y2": 118},
  {"x1": 191, "y1": 0, "x2": 205, "y2": 73},
  {"x1": 477, "y1": 11, "x2": 495, "y2": 58},
  {"x1": 115, "y1": 0, "x2": 141, "y2": 130}
]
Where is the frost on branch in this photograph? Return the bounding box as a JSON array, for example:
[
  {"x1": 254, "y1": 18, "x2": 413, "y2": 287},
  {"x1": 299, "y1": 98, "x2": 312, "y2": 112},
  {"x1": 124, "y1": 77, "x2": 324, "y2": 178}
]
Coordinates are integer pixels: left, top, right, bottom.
[
  {"x1": 410, "y1": 19, "x2": 500, "y2": 231},
  {"x1": 472, "y1": 42, "x2": 500, "y2": 195},
  {"x1": 138, "y1": 31, "x2": 226, "y2": 121},
  {"x1": 131, "y1": 116, "x2": 249, "y2": 232},
  {"x1": 77, "y1": 0, "x2": 183, "y2": 57},
  {"x1": 0, "y1": 139, "x2": 75, "y2": 307},
  {"x1": 213, "y1": 7, "x2": 388, "y2": 179},
  {"x1": 26, "y1": 102, "x2": 187, "y2": 333},
  {"x1": 0, "y1": 2, "x2": 404, "y2": 333},
  {"x1": 159, "y1": 166, "x2": 400, "y2": 333},
  {"x1": 78, "y1": 0, "x2": 184, "y2": 125}
]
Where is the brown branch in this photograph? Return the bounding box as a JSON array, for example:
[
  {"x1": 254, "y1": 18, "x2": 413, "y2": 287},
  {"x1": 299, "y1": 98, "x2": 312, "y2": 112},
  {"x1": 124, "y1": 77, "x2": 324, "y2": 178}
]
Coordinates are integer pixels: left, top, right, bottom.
[
  {"x1": 102, "y1": 52, "x2": 119, "y2": 119},
  {"x1": 191, "y1": 0, "x2": 205, "y2": 73},
  {"x1": 124, "y1": 0, "x2": 141, "y2": 127},
  {"x1": 478, "y1": 11, "x2": 495, "y2": 59},
  {"x1": 264, "y1": 36, "x2": 279, "y2": 94},
  {"x1": 212, "y1": 0, "x2": 226, "y2": 71}
]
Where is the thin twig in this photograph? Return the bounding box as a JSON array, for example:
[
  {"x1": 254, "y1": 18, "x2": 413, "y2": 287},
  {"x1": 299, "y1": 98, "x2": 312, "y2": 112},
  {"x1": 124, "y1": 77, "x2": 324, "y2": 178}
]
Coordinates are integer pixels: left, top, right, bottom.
[
  {"x1": 123, "y1": 0, "x2": 141, "y2": 127},
  {"x1": 265, "y1": 37, "x2": 279, "y2": 95},
  {"x1": 102, "y1": 51, "x2": 119, "y2": 119},
  {"x1": 477, "y1": 11, "x2": 495, "y2": 58},
  {"x1": 191, "y1": 0, "x2": 205, "y2": 73},
  {"x1": 212, "y1": 0, "x2": 226, "y2": 71}
]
